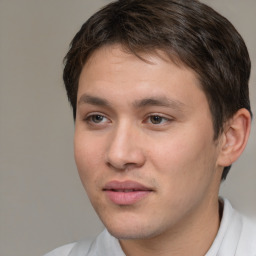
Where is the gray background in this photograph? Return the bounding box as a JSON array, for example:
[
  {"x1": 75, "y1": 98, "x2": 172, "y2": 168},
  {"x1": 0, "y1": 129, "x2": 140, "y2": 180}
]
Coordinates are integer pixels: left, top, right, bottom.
[{"x1": 0, "y1": 1, "x2": 255, "y2": 256}]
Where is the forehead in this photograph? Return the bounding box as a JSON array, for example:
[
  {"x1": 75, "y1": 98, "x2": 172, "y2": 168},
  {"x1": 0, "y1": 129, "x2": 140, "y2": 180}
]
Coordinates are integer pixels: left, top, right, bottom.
[{"x1": 80, "y1": 44, "x2": 201, "y2": 89}]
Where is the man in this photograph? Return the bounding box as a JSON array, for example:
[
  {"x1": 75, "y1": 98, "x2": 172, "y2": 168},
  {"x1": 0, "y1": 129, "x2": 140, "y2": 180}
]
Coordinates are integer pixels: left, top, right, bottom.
[{"x1": 45, "y1": 0, "x2": 256, "y2": 255}]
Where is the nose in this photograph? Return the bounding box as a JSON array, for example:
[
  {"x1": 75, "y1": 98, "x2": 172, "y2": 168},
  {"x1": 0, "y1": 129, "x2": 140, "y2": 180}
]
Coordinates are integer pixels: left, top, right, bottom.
[{"x1": 105, "y1": 123, "x2": 146, "y2": 171}]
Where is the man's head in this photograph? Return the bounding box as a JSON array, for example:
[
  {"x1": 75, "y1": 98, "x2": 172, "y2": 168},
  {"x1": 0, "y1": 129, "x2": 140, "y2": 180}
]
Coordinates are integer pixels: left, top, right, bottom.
[
  {"x1": 64, "y1": 0, "x2": 252, "y2": 246},
  {"x1": 63, "y1": 0, "x2": 252, "y2": 180}
]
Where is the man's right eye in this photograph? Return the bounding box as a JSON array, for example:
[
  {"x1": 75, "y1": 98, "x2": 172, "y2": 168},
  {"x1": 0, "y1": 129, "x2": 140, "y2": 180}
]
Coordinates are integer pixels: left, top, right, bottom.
[
  {"x1": 91, "y1": 114, "x2": 104, "y2": 123},
  {"x1": 85, "y1": 114, "x2": 109, "y2": 124}
]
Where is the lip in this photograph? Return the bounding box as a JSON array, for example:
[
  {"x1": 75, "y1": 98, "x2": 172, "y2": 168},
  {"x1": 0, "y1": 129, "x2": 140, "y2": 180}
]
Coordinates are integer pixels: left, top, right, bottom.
[{"x1": 103, "y1": 180, "x2": 153, "y2": 205}]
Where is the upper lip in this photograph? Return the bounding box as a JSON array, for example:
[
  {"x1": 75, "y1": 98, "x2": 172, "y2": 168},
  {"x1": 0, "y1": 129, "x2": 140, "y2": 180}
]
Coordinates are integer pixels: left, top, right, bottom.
[{"x1": 103, "y1": 180, "x2": 153, "y2": 191}]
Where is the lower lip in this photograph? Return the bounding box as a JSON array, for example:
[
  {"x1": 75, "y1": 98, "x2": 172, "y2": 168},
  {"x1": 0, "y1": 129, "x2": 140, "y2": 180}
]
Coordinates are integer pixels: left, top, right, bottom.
[{"x1": 104, "y1": 190, "x2": 151, "y2": 205}]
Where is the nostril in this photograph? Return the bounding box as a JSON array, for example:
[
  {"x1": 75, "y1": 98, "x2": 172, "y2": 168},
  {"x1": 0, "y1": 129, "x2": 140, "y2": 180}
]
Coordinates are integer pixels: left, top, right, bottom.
[{"x1": 106, "y1": 159, "x2": 138, "y2": 171}]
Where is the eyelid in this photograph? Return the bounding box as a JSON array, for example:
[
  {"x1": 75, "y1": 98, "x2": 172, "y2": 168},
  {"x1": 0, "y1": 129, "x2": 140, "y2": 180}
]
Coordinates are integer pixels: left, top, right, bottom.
[
  {"x1": 82, "y1": 111, "x2": 173, "y2": 127},
  {"x1": 144, "y1": 113, "x2": 174, "y2": 125},
  {"x1": 84, "y1": 112, "x2": 111, "y2": 124}
]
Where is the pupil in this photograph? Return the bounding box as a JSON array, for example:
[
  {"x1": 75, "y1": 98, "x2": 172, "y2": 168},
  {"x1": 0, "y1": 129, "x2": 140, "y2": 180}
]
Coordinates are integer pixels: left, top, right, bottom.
[
  {"x1": 93, "y1": 115, "x2": 103, "y2": 123},
  {"x1": 151, "y1": 116, "x2": 162, "y2": 124}
]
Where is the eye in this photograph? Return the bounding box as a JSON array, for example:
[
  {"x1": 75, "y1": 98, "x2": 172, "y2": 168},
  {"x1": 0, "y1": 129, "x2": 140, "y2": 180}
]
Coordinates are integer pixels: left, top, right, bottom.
[
  {"x1": 147, "y1": 115, "x2": 170, "y2": 125},
  {"x1": 91, "y1": 114, "x2": 105, "y2": 123},
  {"x1": 85, "y1": 114, "x2": 109, "y2": 124}
]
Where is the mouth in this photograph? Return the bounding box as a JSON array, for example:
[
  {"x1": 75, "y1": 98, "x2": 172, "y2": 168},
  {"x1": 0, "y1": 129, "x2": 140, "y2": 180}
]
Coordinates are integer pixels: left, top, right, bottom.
[{"x1": 103, "y1": 180, "x2": 153, "y2": 205}]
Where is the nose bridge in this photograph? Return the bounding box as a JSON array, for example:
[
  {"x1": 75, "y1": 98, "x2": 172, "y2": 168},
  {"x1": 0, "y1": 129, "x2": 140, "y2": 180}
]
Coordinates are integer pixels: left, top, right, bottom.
[{"x1": 106, "y1": 120, "x2": 145, "y2": 169}]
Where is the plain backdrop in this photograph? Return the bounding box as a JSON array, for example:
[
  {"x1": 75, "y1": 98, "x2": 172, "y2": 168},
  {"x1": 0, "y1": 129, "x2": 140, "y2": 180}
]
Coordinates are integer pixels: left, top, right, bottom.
[{"x1": 0, "y1": 1, "x2": 255, "y2": 256}]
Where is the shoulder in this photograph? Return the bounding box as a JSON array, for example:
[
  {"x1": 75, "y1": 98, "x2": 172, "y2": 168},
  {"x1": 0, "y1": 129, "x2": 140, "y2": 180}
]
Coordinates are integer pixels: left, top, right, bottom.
[
  {"x1": 42, "y1": 230, "x2": 122, "y2": 256},
  {"x1": 208, "y1": 198, "x2": 256, "y2": 255},
  {"x1": 43, "y1": 239, "x2": 94, "y2": 256},
  {"x1": 44, "y1": 230, "x2": 125, "y2": 256},
  {"x1": 43, "y1": 243, "x2": 76, "y2": 256},
  {"x1": 224, "y1": 198, "x2": 256, "y2": 254},
  {"x1": 237, "y1": 216, "x2": 256, "y2": 253}
]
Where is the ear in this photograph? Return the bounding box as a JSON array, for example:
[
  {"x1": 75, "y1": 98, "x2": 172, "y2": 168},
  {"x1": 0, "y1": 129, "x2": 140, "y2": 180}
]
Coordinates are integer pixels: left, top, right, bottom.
[{"x1": 217, "y1": 108, "x2": 251, "y2": 168}]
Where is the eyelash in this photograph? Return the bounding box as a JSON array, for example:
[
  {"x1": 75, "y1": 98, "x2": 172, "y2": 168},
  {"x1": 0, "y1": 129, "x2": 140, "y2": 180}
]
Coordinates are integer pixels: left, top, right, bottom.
[
  {"x1": 144, "y1": 115, "x2": 170, "y2": 125},
  {"x1": 84, "y1": 113, "x2": 172, "y2": 126},
  {"x1": 84, "y1": 113, "x2": 110, "y2": 125}
]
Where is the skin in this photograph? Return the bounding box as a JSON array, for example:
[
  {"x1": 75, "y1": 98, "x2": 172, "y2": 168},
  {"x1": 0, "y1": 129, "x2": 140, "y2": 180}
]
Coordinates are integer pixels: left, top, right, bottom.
[{"x1": 74, "y1": 45, "x2": 247, "y2": 256}]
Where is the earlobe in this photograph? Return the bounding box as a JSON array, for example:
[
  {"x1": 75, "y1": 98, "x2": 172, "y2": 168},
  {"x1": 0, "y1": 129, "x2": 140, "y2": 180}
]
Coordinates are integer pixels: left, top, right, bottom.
[{"x1": 217, "y1": 108, "x2": 251, "y2": 167}]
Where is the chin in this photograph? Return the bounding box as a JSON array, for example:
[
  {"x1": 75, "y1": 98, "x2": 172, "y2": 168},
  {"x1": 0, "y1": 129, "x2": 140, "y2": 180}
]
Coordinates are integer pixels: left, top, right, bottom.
[
  {"x1": 102, "y1": 217, "x2": 165, "y2": 240},
  {"x1": 107, "y1": 228, "x2": 154, "y2": 240}
]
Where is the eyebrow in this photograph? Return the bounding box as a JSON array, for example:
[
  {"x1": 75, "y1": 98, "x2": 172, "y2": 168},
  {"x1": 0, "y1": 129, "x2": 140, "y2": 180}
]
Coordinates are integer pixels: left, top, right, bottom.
[
  {"x1": 78, "y1": 94, "x2": 186, "y2": 111},
  {"x1": 78, "y1": 94, "x2": 110, "y2": 106},
  {"x1": 133, "y1": 96, "x2": 187, "y2": 111}
]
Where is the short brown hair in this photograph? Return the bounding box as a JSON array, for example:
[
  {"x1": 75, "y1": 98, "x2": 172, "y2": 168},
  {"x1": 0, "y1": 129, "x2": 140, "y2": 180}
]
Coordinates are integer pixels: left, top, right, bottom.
[{"x1": 63, "y1": 0, "x2": 252, "y2": 180}]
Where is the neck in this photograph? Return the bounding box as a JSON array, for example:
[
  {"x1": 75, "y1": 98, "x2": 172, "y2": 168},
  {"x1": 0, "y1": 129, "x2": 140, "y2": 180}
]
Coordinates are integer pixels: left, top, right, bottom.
[{"x1": 120, "y1": 196, "x2": 222, "y2": 256}]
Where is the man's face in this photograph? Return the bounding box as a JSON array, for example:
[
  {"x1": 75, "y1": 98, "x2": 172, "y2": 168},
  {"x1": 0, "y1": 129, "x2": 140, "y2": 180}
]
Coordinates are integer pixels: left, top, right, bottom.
[{"x1": 74, "y1": 45, "x2": 223, "y2": 240}]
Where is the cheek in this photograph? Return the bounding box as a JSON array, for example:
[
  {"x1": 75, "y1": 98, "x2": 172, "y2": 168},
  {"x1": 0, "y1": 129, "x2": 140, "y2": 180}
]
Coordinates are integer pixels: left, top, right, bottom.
[
  {"x1": 74, "y1": 132, "x2": 105, "y2": 187},
  {"x1": 148, "y1": 135, "x2": 218, "y2": 217},
  {"x1": 149, "y1": 129, "x2": 217, "y2": 187}
]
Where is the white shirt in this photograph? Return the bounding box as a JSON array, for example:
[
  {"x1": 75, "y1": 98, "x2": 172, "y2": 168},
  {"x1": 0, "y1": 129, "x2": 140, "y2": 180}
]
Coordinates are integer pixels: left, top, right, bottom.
[{"x1": 44, "y1": 199, "x2": 256, "y2": 256}]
